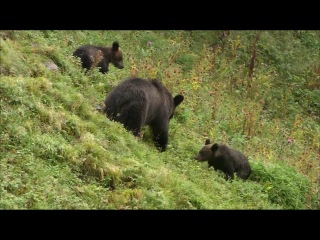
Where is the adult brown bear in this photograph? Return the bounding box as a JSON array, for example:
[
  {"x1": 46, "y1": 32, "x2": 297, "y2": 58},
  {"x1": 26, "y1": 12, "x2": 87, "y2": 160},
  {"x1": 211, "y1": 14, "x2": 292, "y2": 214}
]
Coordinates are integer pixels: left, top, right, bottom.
[
  {"x1": 195, "y1": 139, "x2": 252, "y2": 180},
  {"x1": 104, "y1": 77, "x2": 184, "y2": 152},
  {"x1": 73, "y1": 41, "x2": 124, "y2": 74}
]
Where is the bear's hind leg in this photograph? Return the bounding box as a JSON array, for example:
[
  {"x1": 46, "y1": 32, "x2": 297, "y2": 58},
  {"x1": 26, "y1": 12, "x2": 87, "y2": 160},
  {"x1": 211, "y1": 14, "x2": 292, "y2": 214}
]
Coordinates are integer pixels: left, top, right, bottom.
[
  {"x1": 99, "y1": 60, "x2": 109, "y2": 74},
  {"x1": 81, "y1": 54, "x2": 94, "y2": 72},
  {"x1": 123, "y1": 113, "x2": 143, "y2": 138}
]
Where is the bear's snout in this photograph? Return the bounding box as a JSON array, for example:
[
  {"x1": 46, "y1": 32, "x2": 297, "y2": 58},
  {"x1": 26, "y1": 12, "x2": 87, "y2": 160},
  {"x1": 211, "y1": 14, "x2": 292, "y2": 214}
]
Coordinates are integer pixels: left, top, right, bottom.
[
  {"x1": 115, "y1": 62, "x2": 124, "y2": 69},
  {"x1": 194, "y1": 155, "x2": 207, "y2": 162}
]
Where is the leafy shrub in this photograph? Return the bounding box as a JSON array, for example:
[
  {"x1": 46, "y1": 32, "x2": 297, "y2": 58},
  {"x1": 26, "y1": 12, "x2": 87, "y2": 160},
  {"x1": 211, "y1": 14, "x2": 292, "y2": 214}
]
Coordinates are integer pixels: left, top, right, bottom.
[{"x1": 249, "y1": 161, "x2": 312, "y2": 209}]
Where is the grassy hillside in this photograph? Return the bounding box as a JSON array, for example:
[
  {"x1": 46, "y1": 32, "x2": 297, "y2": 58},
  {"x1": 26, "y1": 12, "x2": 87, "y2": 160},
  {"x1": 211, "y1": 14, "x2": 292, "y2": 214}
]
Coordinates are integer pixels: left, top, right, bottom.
[{"x1": 0, "y1": 30, "x2": 319, "y2": 209}]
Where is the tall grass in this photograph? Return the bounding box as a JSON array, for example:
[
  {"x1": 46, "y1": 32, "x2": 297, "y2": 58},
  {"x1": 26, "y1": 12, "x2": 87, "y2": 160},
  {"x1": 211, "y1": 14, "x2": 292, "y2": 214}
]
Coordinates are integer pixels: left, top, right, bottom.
[{"x1": 0, "y1": 30, "x2": 319, "y2": 209}]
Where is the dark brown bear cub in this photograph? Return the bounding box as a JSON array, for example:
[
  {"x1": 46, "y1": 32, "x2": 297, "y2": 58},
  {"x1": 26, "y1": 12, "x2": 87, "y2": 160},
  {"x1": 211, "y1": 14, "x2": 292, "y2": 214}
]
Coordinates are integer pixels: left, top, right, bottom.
[
  {"x1": 104, "y1": 77, "x2": 184, "y2": 152},
  {"x1": 73, "y1": 41, "x2": 124, "y2": 74},
  {"x1": 195, "y1": 139, "x2": 251, "y2": 180}
]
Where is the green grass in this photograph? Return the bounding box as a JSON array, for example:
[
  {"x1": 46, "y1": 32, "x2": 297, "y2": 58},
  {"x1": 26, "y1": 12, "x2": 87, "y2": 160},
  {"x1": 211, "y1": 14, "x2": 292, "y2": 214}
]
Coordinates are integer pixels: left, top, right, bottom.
[{"x1": 0, "y1": 30, "x2": 319, "y2": 209}]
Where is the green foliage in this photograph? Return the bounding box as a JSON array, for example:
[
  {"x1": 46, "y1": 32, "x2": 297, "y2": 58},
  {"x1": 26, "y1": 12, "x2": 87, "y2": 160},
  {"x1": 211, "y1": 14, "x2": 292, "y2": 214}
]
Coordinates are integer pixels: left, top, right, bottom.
[
  {"x1": 176, "y1": 53, "x2": 197, "y2": 73},
  {"x1": 249, "y1": 161, "x2": 311, "y2": 209},
  {"x1": 0, "y1": 30, "x2": 319, "y2": 209}
]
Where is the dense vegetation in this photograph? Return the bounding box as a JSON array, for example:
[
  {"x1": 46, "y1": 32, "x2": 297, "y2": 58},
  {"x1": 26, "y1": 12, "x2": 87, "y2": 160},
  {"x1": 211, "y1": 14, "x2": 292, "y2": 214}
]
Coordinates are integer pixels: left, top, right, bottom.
[{"x1": 0, "y1": 30, "x2": 319, "y2": 209}]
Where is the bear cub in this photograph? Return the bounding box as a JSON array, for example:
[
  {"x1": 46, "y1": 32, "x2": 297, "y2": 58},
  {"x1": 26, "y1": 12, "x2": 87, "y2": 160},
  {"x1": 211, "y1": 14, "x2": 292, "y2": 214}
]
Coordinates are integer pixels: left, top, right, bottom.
[
  {"x1": 104, "y1": 77, "x2": 184, "y2": 152},
  {"x1": 195, "y1": 139, "x2": 251, "y2": 180},
  {"x1": 73, "y1": 41, "x2": 124, "y2": 74}
]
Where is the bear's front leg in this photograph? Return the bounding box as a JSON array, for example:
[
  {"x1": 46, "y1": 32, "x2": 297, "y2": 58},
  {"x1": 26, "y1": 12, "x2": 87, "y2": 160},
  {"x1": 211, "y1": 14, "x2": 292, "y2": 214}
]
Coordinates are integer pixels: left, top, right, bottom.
[
  {"x1": 99, "y1": 60, "x2": 109, "y2": 74},
  {"x1": 150, "y1": 120, "x2": 169, "y2": 152},
  {"x1": 153, "y1": 132, "x2": 168, "y2": 152}
]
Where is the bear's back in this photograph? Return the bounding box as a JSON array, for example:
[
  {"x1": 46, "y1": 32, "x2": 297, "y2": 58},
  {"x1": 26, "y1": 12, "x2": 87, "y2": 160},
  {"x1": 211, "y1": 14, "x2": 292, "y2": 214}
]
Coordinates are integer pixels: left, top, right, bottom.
[
  {"x1": 110, "y1": 78, "x2": 168, "y2": 97},
  {"x1": 73, "y1": 45, "x2": 107, "y2": 57},
  {"x1": 212, "y1": 144, "x2": 251, "y2": 179},
  {"x1": 221, "y1": 144, "x2": 251, "y2": 179},
  {"x1": 105, "y1": 78, "x2": 165, "y2": 113}
]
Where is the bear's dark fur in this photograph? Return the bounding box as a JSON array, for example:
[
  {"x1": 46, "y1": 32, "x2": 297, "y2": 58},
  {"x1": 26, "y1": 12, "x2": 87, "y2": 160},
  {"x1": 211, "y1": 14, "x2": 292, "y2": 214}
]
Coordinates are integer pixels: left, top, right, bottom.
[
  {"x1": 104, "y1": 77, "x2": 184, "y2": 152},
  {"x1": 194, "y1": 139, "x2": 251, "y2": 180},
  {"x1": 73, "y1": 41, "x2": 124, "y2": 74}
]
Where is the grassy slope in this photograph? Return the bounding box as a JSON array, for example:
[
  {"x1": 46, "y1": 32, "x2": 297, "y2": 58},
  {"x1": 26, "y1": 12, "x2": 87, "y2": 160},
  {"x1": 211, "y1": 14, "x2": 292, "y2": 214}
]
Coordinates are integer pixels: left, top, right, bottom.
[{"x1": 0, "y1": 30, "x2": 319, "y2": 209}]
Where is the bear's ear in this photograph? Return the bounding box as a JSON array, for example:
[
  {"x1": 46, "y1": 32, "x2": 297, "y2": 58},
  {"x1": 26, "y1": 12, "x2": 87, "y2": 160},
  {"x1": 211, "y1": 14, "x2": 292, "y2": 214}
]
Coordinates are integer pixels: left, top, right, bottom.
[
  {"x1": 205, "y1": 139, "x2": 211, "y2": 145},
  {"x1": 211, "y1": 143, "x2": 219, "y2": 152},
  {"x1": 173, "y1": 95, "x2": 184, "y2": 107},
  {"x1": 112, "y1": 41, "x2": 120, "y2": 51}
]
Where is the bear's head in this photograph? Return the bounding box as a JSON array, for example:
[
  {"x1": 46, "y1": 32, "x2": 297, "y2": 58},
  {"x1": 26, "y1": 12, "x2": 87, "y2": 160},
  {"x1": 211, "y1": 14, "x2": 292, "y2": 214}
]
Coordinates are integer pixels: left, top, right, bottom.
[
  {"x1": 194, "y1": 139, "x2": 219, "y2": 161},
  {"x1": 169, "y1": 95, "x2": 184, "y2": 119},
  {"x1": 111, "y1": 41, "x2": 124, "y2": 69}
]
